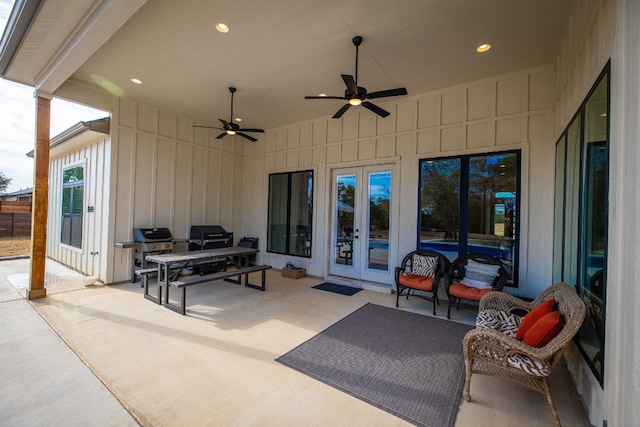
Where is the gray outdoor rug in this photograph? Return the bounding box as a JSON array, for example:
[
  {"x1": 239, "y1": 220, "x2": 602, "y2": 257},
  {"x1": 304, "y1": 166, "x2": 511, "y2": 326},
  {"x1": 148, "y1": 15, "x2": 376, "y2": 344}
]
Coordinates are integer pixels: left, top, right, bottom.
[{"x1": 276, "y1": 303, "x2": 473, "y2": 427}]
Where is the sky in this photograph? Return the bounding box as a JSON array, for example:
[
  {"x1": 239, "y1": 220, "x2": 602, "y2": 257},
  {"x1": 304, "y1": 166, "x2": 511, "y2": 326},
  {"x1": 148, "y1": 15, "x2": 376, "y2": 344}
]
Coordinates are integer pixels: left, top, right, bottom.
[{"x1": 0, "y1": 0, "x2": 108, "y2": 194}]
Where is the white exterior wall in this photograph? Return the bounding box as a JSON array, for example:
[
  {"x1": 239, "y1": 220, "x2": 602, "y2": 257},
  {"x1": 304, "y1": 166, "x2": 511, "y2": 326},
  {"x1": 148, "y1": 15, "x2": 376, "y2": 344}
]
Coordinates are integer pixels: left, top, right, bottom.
[
  {"x1": 553, "y1": 1, "x2": 640, "y2": 426},
  {"x1": 242, "y1": 66, "x2": 556, "y2": 298},
  {"x1": 108, "y1": 98, "x2": 245, "y2": 283},
  {"x1": 46, "y1": 133, "x2": 111, "y2": 282}
]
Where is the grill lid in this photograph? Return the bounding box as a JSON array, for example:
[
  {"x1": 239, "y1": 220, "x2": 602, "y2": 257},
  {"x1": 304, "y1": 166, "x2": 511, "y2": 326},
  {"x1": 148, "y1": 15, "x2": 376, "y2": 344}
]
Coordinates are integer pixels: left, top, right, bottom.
[
  {"x1": 133, "y1": 227, "x2": 173, "y2": 242},
  {"x1": 189, "y1": 225, "x2": 229, "y2": 239}
]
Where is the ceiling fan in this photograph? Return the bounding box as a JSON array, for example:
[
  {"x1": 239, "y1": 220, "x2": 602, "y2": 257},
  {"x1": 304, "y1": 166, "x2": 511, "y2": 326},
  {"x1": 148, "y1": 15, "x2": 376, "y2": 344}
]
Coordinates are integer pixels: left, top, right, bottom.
[
  {"x1": 193, "y1": 87, "x2": 264, "y2": 142},
  {"x1": 305, "y1": 36, "x2": 408, "y2": 119}
]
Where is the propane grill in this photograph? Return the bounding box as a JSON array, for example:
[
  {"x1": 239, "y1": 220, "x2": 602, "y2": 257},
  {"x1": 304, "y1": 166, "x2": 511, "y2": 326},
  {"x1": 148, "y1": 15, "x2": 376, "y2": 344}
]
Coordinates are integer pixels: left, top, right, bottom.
[{"x1": 132, "y1": 227, "x2": 174, "y2": 281}]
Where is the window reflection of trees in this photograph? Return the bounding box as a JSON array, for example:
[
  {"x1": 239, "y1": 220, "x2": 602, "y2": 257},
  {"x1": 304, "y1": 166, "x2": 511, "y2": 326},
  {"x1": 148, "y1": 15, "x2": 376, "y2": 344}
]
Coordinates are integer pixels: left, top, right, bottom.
[
  {"x1": 420, "y1": 160, "x2": 460, "y2": 243},
  {"x1": 419, "y1": 152, "x2": 519, "y2": 284}
]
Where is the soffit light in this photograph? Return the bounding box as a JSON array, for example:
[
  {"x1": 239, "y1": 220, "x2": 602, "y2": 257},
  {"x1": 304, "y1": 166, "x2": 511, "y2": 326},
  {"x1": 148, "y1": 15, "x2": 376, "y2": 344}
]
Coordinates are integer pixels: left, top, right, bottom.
[
  {"x1": 131, "y1": 78, "x2": 142, "y2": 84},
  {"x1": 216, "y1": 23, "x2": 229, "y2": 33},
  {"x1": 477, "y1": 44, "x2": 491, "y2": 53}
]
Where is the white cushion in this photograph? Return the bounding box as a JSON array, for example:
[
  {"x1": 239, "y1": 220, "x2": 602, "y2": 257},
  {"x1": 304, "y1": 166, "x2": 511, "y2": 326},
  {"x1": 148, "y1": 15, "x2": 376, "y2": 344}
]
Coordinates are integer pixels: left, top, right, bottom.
[{"x1": 461, "y1": 259, "x2": 500, "y2": 289}]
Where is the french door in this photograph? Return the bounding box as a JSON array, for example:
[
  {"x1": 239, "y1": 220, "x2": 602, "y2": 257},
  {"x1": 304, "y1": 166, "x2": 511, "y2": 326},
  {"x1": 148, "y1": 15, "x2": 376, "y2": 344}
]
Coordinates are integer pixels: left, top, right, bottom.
[{"x1": 330, "y1": 165, "x2": 394, "y2": 284}]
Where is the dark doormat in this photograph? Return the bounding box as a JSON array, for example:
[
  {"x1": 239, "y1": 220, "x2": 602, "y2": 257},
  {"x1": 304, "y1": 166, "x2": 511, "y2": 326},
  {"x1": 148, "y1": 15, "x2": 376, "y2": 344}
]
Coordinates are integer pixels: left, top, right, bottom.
[
  {"x1": 312, "y1": 282, "x2": 362, "y2": 296},
  {"x1": 276, "y1": 303, "x2": 472, "y2": 427}
]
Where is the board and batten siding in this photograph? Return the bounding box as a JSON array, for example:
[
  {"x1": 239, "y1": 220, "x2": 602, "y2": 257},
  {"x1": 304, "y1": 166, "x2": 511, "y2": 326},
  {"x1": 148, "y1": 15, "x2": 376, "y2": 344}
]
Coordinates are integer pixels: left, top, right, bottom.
[
  {"x1": 109, "y1": 98, "x2": 245, "y2": 283},
  {"x1": 552, "y1": 1, "x2": 616, "y2": 426},
  {"x1": 46, "y1": 135, "x2": 111, "y2": 281},
  {"x1": 242, "y1": 65, "x2": 555, "y2": 296}
]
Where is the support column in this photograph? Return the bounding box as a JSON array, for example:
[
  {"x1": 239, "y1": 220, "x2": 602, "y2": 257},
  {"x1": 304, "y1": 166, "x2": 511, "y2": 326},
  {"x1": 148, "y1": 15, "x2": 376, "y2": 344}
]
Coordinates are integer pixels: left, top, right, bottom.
[{"x1": 28, "y1": 93, "x2": 51, "y2": 300}]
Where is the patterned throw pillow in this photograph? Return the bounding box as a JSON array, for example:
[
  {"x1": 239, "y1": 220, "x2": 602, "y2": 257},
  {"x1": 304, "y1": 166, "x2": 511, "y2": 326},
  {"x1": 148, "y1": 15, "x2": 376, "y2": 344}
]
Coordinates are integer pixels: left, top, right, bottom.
[
  {"x1": 476, "y1": 309, "x2": 522, "y2": 338},
  {"x1": 411, "y1": 255, "x2": 439, "y2": 277},
  {"x1": 461, "y1": 259, "x2": 500, "y2": 289}
]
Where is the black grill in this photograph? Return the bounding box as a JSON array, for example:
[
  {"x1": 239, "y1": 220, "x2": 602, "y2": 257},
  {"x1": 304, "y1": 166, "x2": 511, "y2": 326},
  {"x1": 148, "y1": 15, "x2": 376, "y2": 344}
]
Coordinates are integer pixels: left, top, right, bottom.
[
  {"x1": 132, "y1": 227, "x2": 174, "y2": 282},
  {"x1": 188, "y1": 225, "x2": 233, "y2": 274}
]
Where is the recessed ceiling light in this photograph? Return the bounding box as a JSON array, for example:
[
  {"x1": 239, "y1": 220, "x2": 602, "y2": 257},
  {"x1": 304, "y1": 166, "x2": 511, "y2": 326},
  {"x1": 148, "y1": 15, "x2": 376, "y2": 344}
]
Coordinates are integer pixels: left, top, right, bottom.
[
  {"x1": 477, "y1": 44, "x2": 491, "y2": 53},
  {"x1": 234, "y1": 117, "x2": 242, "y2": 122},
  {"x1": 216, "y1": 23, "x2": 229, "y2": 33},
  {"x1": 130, "y1": 78, "x2": 142, "y2": 84}
]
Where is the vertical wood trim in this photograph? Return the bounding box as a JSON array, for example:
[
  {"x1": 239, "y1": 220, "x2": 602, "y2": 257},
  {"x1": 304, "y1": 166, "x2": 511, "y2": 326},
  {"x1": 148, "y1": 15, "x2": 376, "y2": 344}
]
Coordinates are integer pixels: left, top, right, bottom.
[{"x1": 28, "y1": 95, "x2": 50, "y2": 299}]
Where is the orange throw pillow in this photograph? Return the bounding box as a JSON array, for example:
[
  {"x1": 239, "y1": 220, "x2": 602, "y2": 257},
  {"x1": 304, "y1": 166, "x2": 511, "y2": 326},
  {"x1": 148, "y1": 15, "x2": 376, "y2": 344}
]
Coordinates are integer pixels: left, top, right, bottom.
[
  {"x1": 523, "y1": 311, "x2": 564, "y2": 347},
  {"x1": 515, "y1": 298, "x2": 556, "y2": 340}
]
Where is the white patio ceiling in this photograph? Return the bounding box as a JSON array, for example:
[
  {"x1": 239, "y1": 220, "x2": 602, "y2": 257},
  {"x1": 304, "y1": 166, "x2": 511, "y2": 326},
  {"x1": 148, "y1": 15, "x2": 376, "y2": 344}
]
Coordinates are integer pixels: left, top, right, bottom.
[{"x1": 2, "y1": 0, "x2": 572, "y2": 130}]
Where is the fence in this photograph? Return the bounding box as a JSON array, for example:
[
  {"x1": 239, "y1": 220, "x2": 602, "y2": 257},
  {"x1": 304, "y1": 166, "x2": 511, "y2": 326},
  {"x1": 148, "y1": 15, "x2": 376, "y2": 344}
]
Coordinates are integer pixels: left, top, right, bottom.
[{"x1": 0, "y1": 201, "x2": 32, "y2": 237}]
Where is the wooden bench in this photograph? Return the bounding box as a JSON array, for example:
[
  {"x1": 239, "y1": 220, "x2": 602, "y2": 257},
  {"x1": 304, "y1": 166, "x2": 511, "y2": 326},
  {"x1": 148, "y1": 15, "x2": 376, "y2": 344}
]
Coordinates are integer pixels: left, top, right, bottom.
[
  {"x1": 136, "y1": 267, "x2": 161, "y2": 304},
  {"x1": 167, "y1": 264, "x2": 272, "y2": 315}
]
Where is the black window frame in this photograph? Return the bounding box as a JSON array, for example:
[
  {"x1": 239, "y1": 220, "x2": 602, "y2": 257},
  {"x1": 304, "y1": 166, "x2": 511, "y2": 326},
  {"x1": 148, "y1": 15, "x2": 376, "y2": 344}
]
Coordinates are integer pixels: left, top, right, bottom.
[
  {"x1": 553, "y1": 62, "x2": 609, "y2": 386},
  {"x1": 417, "y1": 149, "x2": 521, "y2": 286},
  {"x1": 266, "y1": 170, "x2": 313, "y2": 258},
  {"x1": 61, "y1": 164, "x2": 84, "y2": 249}
]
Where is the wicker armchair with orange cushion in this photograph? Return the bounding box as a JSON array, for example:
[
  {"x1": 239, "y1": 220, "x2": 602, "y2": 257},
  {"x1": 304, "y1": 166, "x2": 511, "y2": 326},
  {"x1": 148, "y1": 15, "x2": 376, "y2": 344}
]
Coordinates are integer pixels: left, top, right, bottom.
[
  {"x1": 395, "y1": 250, "x2": 450, "y2": 315},
  {"x1": 444, "y1": 253, "x2": 507, "y2": 319},
  {"x1": 462, "y1": 283, "x2": 586, "y2": 427}
]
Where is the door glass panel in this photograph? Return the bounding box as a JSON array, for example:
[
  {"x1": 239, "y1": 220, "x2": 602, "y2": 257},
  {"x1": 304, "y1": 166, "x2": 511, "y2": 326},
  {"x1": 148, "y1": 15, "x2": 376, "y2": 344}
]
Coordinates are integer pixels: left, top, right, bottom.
[
  {"x1": 367, "y1": 172, "x2": 390, "y2": 271},
  {"x1": 335, "y1": 174, "x2": 356, "y2": 266},
  {"x1": 468, "y1": 153, "x2": 518, "y2": 282},
  {"x1": 418, "y1": 159, "x2": 460, "y2": 260}
]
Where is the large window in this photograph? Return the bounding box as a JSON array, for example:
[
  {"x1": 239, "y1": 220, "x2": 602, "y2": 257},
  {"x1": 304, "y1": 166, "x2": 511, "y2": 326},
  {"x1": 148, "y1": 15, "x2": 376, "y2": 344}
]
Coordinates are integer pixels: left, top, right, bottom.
[
  {"x1": 418, "y1": 151, "x2": 520, "y2": 285},
  {"x1": 267, "y1": 170, "x2": 313, "y2": 257},
  {"x1": 61, "y1": 165, "x2": 84, "y2": 248},
  {"x1": 553, "y1": 64, "x2": 609, "y2": 385}
]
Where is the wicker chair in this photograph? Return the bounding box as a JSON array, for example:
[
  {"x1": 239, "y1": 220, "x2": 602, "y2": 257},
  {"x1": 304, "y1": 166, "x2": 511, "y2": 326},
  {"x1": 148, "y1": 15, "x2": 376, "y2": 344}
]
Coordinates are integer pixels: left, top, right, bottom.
[
  {"x1": 444, "y1": 253, "x2": 507, "y2": 319},
  {"x1": 395, "y1": 250, "x2": 450, "y2": 315},
  {"x1": 462, "y1": 283, "x2": 586, "y2": 427}
]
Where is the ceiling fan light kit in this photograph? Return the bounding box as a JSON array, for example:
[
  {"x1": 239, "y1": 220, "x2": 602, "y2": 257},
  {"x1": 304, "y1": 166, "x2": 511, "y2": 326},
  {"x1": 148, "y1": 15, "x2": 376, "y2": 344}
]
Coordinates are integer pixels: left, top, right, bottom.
[
  {"x1": 193, "y1": 86, "x2": 265, "y2": 142},
  {"x1": 305, "y1": 35, "x2": 408, "y2": 118}
]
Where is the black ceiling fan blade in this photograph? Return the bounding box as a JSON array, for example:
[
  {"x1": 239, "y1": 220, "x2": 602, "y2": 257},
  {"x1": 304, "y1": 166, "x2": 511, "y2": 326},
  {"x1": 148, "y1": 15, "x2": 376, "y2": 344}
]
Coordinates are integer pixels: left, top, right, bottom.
[
  {"x1": 305, "y1": 95, "x2": 345, "y2": 100},
  {"x1": 333, "y1": 104, "x2": 352, "y2": 119},
  {"x1": 362, "y1": 101, "x2": 390, "y2": 117},
  {"x1": 215, "y1": 132, "x2": 228, "y2": 139},
  {"x1": 341, "y1": 74, "x2": 357, "y2": 94},
  {"x1": 238, "y1": 128, "x2": 264, "y2": 133},
  {"x1": 366, "y1": 87, "x2": 408, "y2": 99},
  {"x1": 192, "y1": 125, "x2": 224, "y2": 130},
  {"x1": 237, "y1": 132, "x2": 258, "y2": 142},
  {"x1": 219, "y1": 118, "x2": 231, "y2": 129}
]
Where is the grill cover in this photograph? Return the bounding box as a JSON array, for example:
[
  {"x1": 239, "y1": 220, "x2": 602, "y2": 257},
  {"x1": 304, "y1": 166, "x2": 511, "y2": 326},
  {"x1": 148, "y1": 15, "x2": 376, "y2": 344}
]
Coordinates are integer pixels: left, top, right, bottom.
[
  {"x1": 133, "y1": 227, "x2": 173, "y2": 242},
  {"x1": 189, "y1": 225, "x2": 229, "y2": 240}
]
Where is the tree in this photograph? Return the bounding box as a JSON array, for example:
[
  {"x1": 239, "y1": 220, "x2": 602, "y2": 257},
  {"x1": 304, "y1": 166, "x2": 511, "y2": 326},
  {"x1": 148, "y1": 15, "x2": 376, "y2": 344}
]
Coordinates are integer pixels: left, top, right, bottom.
[{"x1": 0, "y1": 172, "x2": 11, "y2": 193}]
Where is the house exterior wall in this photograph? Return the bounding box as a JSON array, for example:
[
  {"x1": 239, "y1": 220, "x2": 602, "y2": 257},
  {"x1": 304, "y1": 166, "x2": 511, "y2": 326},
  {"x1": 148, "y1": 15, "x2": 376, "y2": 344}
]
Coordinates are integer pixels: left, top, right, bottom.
[
  {"x1": 242, "y1": 65, "x2": 556, "y2": 298},
  {"x1": 107, "y1": 97, "x2": 245, "y2": 283},
  {"x1": 552, "y1": 1, "x2": 640, "y2": 426},
  {"x1": 46, "y1": 133, "x2": 111, "y2": 281}
]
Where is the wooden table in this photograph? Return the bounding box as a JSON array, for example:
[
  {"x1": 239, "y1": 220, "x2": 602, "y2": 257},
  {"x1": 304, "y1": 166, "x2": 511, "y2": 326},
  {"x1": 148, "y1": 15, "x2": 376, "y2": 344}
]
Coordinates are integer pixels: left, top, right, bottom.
[{"x1": 144, "y1": 246, "x2": 259, "y2": 304}]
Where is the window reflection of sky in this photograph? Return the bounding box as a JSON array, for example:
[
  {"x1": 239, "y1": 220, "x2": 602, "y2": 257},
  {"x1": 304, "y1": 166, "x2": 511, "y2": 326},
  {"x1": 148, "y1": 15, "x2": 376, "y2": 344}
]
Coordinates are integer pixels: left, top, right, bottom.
[{"x1": 337, "y1": 172, "x2": 391, "y2": 204}]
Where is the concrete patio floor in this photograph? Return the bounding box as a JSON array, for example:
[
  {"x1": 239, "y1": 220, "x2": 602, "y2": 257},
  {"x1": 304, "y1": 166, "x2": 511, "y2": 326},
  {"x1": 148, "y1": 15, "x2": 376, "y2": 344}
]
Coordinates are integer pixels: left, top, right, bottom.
[{"x1": 0, "y1": 258, "x2": 591, "y2": 426}]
